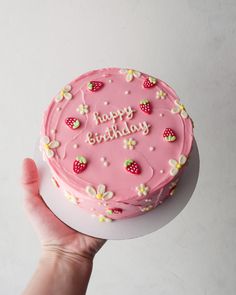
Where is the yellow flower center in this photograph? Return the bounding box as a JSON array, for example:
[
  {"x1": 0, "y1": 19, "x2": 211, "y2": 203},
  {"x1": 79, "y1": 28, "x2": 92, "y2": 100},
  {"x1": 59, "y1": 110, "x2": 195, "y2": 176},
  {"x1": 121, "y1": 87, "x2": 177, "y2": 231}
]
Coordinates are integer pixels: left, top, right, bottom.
[
  {"x1": 44, "y1": 144, "x2": 50, "y2": 150},
  {"x1": 176, "y1": 163, "x2": 182, "y2": 169},
  {"x1": 96, "y1": 193, "x2": 104, "y2": 200},
  {"x1": 179, "y1": 104, "x2": 185, "y2": 111},
  {"x1": 128, "y1": 69, "x2": 134, "y2": 74},
  {"x1": 98, "y1": 216, "x2": 105, "y2": 222}
]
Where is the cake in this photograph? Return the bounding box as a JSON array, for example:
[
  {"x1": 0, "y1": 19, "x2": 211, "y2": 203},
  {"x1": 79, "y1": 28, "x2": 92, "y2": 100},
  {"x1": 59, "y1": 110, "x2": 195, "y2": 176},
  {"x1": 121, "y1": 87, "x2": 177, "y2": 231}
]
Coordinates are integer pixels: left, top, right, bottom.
[{"x1": 40, "y1": 68, "x2": 193, "y2": 222}]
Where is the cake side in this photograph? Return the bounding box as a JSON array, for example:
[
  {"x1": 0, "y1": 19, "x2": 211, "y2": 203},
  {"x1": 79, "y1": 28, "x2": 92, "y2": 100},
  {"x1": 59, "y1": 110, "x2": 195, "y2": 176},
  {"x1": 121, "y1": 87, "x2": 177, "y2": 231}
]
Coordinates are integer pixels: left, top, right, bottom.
[{"x1": 40, "y1": 68, "x2": 193, "y2": 221}]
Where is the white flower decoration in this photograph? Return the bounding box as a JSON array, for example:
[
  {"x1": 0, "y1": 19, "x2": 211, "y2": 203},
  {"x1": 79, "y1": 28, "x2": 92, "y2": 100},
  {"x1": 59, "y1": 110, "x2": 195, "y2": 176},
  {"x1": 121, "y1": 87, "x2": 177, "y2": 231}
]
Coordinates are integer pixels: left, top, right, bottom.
[
  {"x1": 136, "y1": 184, "x2": 149, "y2": 197},
  {"x1": 156, "y1": 89, "x2": 167, "y2": 99},
  {"x1": 97, "y1": 214, "x2": 112, "y2": 222},
  {"x1": 55, "y1": 85, "x2": 72, "y2": 102},
  {"x1": 171, "y1": 100, "x2": 188, "y2": 119},
  {"x1": 119, "y1": 68, "x2": 141, "y2": 82},
  {"x1": 123, "y1": 138, "x2": 136, "y2": 150},
  {"x1": 86, "y1": 184, "x2": 114, "y2": 201},
  {"x1": 140, "y1": 204, "x2": 153, "y2": 212},
  {"x1": 64, "y1": 191, "x2": 78, "y2": 205},
  {"x1": 169, "y1": 155, "x2": 187, "y2": 176},
  {"x1": 40, "y1": 136, "x2": 60, "y2": 159},
  {"x1": 77, "y1": 104, "x2": 89, "y2": 115}
]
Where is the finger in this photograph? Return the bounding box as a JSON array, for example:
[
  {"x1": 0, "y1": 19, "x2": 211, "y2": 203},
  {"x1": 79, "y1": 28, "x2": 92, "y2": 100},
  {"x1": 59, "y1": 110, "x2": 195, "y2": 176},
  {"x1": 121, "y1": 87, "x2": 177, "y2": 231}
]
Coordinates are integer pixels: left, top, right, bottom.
[{"x1": 21, "y1": 158, "x2": 40, "y2": 197}]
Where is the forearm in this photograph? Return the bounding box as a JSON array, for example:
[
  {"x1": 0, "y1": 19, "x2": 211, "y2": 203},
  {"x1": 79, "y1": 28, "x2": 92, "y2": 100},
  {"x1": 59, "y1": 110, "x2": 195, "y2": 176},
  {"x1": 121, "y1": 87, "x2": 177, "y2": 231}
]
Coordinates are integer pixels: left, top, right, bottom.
[{"x1": 22, "y1": 250, "x2": 93, "y2": 295}]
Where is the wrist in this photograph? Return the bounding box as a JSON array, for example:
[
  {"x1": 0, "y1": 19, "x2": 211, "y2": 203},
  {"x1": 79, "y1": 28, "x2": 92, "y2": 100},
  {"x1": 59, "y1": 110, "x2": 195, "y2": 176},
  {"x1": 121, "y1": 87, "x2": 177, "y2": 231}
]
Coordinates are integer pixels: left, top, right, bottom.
[{"x1": 41, "y1": 245, "x2": 94, "y2": 270}]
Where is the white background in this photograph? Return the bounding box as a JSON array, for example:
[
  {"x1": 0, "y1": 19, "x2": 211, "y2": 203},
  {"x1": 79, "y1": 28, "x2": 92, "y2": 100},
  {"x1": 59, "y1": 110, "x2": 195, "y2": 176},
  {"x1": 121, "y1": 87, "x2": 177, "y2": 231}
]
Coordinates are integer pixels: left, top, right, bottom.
[{"x1": 0, "y1": 0, "x2": 235, "y2": 294}]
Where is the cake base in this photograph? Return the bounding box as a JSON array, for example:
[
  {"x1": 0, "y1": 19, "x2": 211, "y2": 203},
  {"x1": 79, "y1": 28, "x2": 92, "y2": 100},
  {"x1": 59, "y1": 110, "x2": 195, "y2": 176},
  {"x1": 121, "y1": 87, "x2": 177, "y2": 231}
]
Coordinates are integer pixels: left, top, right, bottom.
[{"x1": 35, "y1": 139, "x2": 199, "y2": 240}]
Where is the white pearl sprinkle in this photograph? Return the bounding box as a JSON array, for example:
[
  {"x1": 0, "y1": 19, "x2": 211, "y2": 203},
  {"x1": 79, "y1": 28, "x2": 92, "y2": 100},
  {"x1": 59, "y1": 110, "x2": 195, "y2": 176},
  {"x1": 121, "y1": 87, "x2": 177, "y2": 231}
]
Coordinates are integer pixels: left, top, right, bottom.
[
  {"x1": 104, "y1": 161, "x2": 109, "y2": 167},
  {"x1": 104, "y1": 101, "x2": 109, "y2": 105},
  {"x1": 51, "y1": 129, "x2": 56, "y2": 134},
  {"x1": 160, "y1": 113, "x2": 164, "y2": 117},
  {"x1": 108, "y1": 79, "x2": 113, "y2": 83},
  {"x1": 149, "y1": 146, "x2": 155, "y2": 151},
  {"x1": 125, "y1": 90, "x2": 130, "y2": 95},
  {"x1": 56, "y1": 107, "x2": 61, "y2": 111},
  {"x1": 160, "y1": 169, "x2": 164, "y2": 174},
  {"x1": 73, "y1": 144, "x2": 79, "y2": 149},
  {"x1": 100, "y1": 157, "x2": 105, "y2": 162}
]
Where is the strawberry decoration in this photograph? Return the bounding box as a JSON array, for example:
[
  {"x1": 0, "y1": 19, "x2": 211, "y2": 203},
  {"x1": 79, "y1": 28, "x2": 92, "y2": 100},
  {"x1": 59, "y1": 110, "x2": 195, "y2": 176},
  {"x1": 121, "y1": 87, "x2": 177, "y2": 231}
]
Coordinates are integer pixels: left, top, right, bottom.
[
  {"x1": 73, "y1": 156, "x2": 87, "y2": 174},
  {"x1": 65, "y1": 117, "x2": 80, "y2": 129},
  {"x1": 87, "y1": 81, "x2": 104, "y2": 92},
  {"x1": 124, "y1": 159, "x2": 141, "y2": 175},
  {"x1": 107, "y1": 208, "x2": 123, "y2": 215},
  {"x1": 143, "y1": 76, "x2": 157, "y2": 88},
  {"x1": 139, "y1": 99, "x2": 152, "y2": 114},
  {"x1": 163, "y1": 128, "x2": 176, "y2": 142}
]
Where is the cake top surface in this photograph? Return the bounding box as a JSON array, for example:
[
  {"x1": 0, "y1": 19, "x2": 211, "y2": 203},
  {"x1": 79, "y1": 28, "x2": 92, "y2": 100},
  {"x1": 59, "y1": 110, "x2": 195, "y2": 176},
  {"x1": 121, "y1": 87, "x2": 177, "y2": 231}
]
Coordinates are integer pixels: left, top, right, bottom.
[{"x1": 41, "y1": 68, "x2": 193, "y2": 202}]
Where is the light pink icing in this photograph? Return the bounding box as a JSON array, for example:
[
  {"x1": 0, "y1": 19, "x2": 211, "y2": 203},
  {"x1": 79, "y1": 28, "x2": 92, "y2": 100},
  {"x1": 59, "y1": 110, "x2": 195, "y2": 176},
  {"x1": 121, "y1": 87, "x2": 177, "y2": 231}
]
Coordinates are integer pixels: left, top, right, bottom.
[{"x1": 41, "y1": 68, "x2": 193, "y2": 221}]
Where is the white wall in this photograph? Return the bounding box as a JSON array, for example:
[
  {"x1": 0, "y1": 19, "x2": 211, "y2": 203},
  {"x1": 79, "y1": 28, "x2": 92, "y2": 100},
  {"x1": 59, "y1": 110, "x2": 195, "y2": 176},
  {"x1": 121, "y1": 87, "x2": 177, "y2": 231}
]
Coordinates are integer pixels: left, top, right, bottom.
[{"x1": 0, "y1": 0, "x2": 235, "y2": 294}]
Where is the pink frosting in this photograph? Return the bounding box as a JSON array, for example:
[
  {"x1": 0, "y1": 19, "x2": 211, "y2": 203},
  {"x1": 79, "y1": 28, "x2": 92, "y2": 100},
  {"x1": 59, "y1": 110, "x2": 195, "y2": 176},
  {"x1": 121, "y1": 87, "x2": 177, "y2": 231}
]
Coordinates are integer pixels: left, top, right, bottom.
[{"x1": 41, "y1": 68, "x2": 193, "y2": 221}]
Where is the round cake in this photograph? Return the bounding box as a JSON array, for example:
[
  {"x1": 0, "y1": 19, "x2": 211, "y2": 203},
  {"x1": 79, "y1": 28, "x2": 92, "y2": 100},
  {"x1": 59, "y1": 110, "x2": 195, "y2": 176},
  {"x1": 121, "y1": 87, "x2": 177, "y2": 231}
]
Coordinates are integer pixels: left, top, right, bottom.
[{"x1": 40, "y1": 68, "x2": 193, "y2": 222}]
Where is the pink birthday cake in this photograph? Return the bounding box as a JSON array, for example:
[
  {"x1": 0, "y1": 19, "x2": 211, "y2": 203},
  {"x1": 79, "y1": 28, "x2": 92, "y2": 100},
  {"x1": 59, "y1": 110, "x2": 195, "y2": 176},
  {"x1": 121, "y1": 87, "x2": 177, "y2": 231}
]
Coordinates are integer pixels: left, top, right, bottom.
[{"x1": 40, "y1": 68, "x2": 193, "y2": 222}]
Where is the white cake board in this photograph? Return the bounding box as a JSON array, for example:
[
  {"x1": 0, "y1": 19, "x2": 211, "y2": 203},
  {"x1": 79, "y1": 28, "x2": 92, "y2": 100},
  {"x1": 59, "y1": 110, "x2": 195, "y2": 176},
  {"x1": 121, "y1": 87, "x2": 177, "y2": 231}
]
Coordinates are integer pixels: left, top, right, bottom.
[{"x1": 35, "y1": 139, "x2": 199, "y2": 240}]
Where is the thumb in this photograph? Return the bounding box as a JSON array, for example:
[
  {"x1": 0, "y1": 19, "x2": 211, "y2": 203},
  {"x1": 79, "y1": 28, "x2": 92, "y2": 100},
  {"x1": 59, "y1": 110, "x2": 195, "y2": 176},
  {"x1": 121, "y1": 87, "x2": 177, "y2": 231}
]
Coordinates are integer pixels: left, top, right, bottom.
[
  {"x1": 21, "y1": 158, "x2": 45, "y2": 215},
  {"x1": 21, "y1": 158, "x2": 40, "y2": 197}
]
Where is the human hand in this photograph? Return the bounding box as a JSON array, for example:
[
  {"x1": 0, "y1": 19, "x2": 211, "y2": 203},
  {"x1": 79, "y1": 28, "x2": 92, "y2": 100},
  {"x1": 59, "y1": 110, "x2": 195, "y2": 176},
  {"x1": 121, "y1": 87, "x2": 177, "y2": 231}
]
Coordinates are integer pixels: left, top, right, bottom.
[{"x1": 21, "y1": 158, "x2": 106, "y2": 265}]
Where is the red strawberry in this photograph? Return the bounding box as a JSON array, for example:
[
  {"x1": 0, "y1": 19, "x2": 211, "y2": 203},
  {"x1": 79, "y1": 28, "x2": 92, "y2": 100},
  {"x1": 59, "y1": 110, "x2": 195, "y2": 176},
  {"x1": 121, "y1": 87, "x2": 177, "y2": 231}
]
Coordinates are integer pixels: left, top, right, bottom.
[
  {"x1": 139, "y1": 99, "x2": 152, "y2": 114},
  {"x1": 73, "y1": 156, "x2": 87, "y2": 174},
  {"x1": 143, "y1": 76, "x2": 157, "y2": 88},
  {"x1": 124, "y1": 159, "x2": 141, "y2": 175},
  {"x1": 107, "y1": 208, "x2": 123, "y2": 215},
  {"x1": 163, "y1": 128, "x2": 176, "y2": 142},
  {"x1": 87, "y1": 81, "x2": 104, "y2": 92},
  {"x1": 65, "y1": 117, "x2": 80, "y2": 129}
]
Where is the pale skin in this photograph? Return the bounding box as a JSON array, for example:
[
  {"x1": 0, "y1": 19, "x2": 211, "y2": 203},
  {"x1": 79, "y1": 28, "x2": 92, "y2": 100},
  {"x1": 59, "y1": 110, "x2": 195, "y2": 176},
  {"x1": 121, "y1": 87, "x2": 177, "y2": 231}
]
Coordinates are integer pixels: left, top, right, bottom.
[{"x1": 21, "y1": 158, "x2": 106, "y2": 295}]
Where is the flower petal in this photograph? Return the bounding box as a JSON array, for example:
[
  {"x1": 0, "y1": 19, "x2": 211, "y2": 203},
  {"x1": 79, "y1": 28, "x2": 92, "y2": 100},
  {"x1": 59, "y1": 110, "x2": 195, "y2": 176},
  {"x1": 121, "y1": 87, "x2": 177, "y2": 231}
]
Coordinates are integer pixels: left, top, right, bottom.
[
  {"x1": 41, "y1": 136, "x2": 50, "y2": 144},
  {"x1": 103, "y1": 191, "x2": 114, "y2": 200},
  {"x1": 133, "y1": 71, "x2": 141, "y2": 78},
  {"x1": 169, "y1": 159, "x2": 177, "y2": 167},
  {"x1": 64, "y1": 92, "x2": 72, "y2": 100},
  {"x1": 86, "y1": 186, "x2": 97, "y2": 197},
  {"x1": 46, "y1": 149, "x2": 54, "y2": 158},
  {"x1": 174, "y1": 99, "x2": 181, "y2": 106},
  {"x1": 170, "y1": 167, "x2": 178, "y2": 176},
  {"x1": 97, "y1": 184, "x2": 106, "y2": 194},
  {"x1": 137, "y1": 191, "x2": 142, "y2": 197},
  {"x1": 181, "y1": 110, "x2": 188, "y2": 119},
  {"x1": 119, "y1": 68, "x2": 127, "y2": 74},
  {"x1": 55, "y1": 94, "x2": 63, "y2": 102},
  {"x1": 126, "y1": 72, "x2": 133, "y2": 82},
  {"x1": 49, "y1": 140, "x2": 60, "y2": 149},
  {"x1": 64, "y1": 84, "x2": 71, "y2": 91},
  {"x1": 171, "y1": 106, "x2": 180, "y2": 114},
  {"x1": 179, "y1": 155, "x2": 187, "y2": 165}
]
